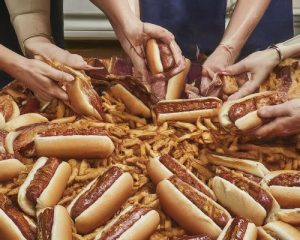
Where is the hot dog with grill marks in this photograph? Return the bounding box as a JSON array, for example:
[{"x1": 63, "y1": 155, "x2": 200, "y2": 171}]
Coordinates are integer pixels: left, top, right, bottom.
[
  {"x1": 263, "y1": 170, "x2": 300, "y2": 208},
  {"x1": 0, "y1": 194, "x2": 36, "y2": 240},
  {"x1": 153, "y1": 97, "x2": 222, "y2": 123},
  {"x1": 257, "y1": 221, "x2": 300, "y2": 240},
  {"x1": 0, "y1": 95, "x2": 20, "y2": 129},
  {"x1": 212, "y1": 167, "x2": 280, "y2": 226},
  {"x1": 95, "y1": 206, "x2": 160, "y2": 240},
  {"x1": 12, "y1": 123, "x2": 115, "y2": 159},
  {"x1": 157, "y1": 175, "x2": 231, "y2": 238},
  {"x1": 67, "y1": 166, "x2": 133, "y2": 234},
  {"x1": 37, "y1": 205, "x2": 72, "y2": 240},
  {"x1": 18, "y1": 157, "x2": 71, "y2": 216},
  {"x1": 147, "y1": 155, "x2": 216, "y2": 200},
  {"x1": 219, "y1": 91, "x2": 287, "y2": 131},
  {"x1": 217, "y1": 217, "x2": 257, "y2": 240}
]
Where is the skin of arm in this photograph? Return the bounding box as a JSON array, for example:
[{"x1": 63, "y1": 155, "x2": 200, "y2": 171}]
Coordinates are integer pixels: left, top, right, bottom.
[{"x1": 201, "y1": 0, "x2": 271, "y2": 96}]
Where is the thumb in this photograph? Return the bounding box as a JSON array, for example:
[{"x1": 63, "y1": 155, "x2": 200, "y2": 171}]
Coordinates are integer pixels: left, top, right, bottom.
[
  {"x1": 258, "y1": 103, "x2": 290, "y2": 119},
  {"x1": 224, "y1": 61, "x2": 247, "y2": 76}
]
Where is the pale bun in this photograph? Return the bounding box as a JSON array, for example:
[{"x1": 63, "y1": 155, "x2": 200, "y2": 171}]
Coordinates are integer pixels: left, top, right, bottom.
[
  {"x1": 147, "y1": 156, "x2": 216, "y2": 199},
  {"x1": 146, "y1": 39, "x2": 164, "y2": 74},
  {"x1": 275, "y1": 209, "x2": 300, "y2": 226},
  {"x1": 219, "y1": 91, "x2": 275, "y2": 130},
  {"x1": 157, "y1": 179, "x2": 231, "y2": 238},
  {"x1": 165, "y1": 58, "x2": 191, "y2": 100},
  {"x1": 211, "y1": 176, "x2": 280, "y2": 226},
  {"x1": 154, "y1": 97, "x2": 222, "y2": 124},
  {"x1": 5, "y1": 131, "x2": 21, "y2": 154},
  {"x1": 0, "y1": 158, "x2": 25, "y2": 182},
  {"x1": 118, "y1": 210, "x2": 160, "y2": 240},
  {"x1": 263, "y1": 170, "x2": 300, "y2": 208},
  {"x1": 18, "y1": 157, "x2": 71, "y2": 216},
  {"x1": 37, "y1": 205, "x2": 73, "y2": 240},
  {"x1": 34, "y1": 135, "x2": 115, "y2": 159},
  {"x1": 110, "y1": 84, "x2": 151, "y2": 118},
  {"x1": 66, "y1": 78, "x2": 102, "y2": 120},
  {"x1": 67, "y1": 172, "x2": 133, "y2": 234},
  {"x1": 258, "y1": 221, "x2": 300, "y2": 240},
  {"x1": 217, "y1": 218, "x2": 257, "y2": 240},
  {"x1": 0, "y1": 95, "x2": 20, "y2": 129},
  {"x1": 208, "y1": 154, "x2": 269, "y2": 178},
  {"x1": 4, "y1": 113, "x2": 48, "y2": 131}
]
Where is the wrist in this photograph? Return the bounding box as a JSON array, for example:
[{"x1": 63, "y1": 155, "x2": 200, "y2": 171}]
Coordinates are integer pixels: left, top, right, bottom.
[
  {"x1": 264, "y1": 48, "x2": 281, "y2": 67},
  {"x1": 218, "y1": 42, "x2": 240, "y2": 61},
  {"x1": 24, "y1": 36, "x2": 53, "y2": 58}
]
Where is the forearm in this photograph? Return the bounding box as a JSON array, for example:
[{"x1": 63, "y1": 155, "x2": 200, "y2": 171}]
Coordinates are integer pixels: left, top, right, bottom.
[
  {"x1": 0, "y1": 45, "x2": 27, "y2": 78},
  {"x1": 221, "y1": 0, "x2": 271, "y2": 59},
  {"x1": 4, "y1": 0, "x2": 51, "y2": 54},
  {"x1": 90, "y1": 0, "x2": 140, "y2": 34},
  {"x1": 277, "y1": 35, "x2": 300, "y2": 59}
]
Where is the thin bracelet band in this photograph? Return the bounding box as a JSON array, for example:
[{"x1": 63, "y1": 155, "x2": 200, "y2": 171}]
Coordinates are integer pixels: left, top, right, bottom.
[{"x1": 268, "y1": 44, "x2": 283, "y2": 62}]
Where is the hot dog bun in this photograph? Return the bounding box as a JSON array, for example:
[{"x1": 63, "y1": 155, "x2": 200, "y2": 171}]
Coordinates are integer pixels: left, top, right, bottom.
[
  {"x1": 257, "y1": 221, "x2": 300, "y2": 240},
  {"x1": 0, "y1": 157, "x2": 25, "y2": 182}
]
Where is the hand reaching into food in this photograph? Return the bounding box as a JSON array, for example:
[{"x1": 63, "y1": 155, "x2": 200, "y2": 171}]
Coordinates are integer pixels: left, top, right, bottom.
[
  {"x1": 255, "y1": 99, "x2": 300, "y2": 137},
  {"x1": 224, "y1": 49, "x2": 279, "y2": 101},
  {"x1": 0, "y1": 44, "x2": 74, "y2": 102}
]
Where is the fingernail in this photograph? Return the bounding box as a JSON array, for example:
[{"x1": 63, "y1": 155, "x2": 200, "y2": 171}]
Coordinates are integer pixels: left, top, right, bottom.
[{"x1": 66, "y1": 75, "x2": 74, "y2": 81}]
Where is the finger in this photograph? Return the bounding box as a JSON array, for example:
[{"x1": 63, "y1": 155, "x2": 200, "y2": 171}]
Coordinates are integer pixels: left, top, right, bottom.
[
  {"x1": 48, "y1": 85, "x2": 69, "y2": 102},
  {"x1": 64, "y1": 54, "x2": 89, "y2": 69},
  {"x1": 144, "y1": 23, "x2": 174, "y2": 44},
  {"x1": 257, "y1": 103, "x2": 290, "y2": 119},
  {"x1": 161, "y1": 60, "x2": 185, "y2": 79},
  {"x1": 223, "y1": 61, "x2": 247, "y2": 75},
  {"x1": 228, "y1": 76, "x2": 261, "y2": 100},
  {"x1": 35, "y1": 91, "x2": 52, "y2": 102},
  {"x1": 255, "y1": 117, "x2": 290, "y2": 137},
  {"x1": 42, "y1": 63, "x2": 74, "y2": 82},
  {"x1": 169, "y1": 40, "x2": 183, "y2": 66}
]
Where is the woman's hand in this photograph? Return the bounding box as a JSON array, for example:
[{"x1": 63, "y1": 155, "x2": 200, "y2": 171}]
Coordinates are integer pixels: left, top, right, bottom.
[
  {"x1": 224, "y1": 49, "x2": 279, "y2": 100},
  {"x1": 13, "y1": 57, "x2": 74, "y2": 102},
  {"x1": 24, "y1": 36, "x2": 91, "y2": 70},
  {"x1": 115, "y1": 20, "x2": 185, "y2": 86},
  {"x1": 255, "y1": 99, "x2": 300, "y2": 137}
]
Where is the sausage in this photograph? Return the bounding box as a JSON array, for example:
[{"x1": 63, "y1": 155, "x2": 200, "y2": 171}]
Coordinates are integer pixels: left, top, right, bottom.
[
  {"x1": 170, "y1": 176, "x2": 230, "y2": 228},
  {"x1": 216, "y1": 167, "x2": 273, "y2": 212},
  {"x1": 223, "y1": 217, "x2": 248, "y2": 240},
  {"x1": 154, "y1": 99, "x2": 221, "y2": 114},
  {"x1": 26, "y1": 158, "x2": 61, "y2": 203},
  {"x1": 0, "y1": 194, "x2": 35, "y2": 240},
  {"x1": 100, "y1": 207, "x2": 150, "y2": 240},
  {"x1": 159, "y1": 155, "x2": 215, "y2": 199},
  {"x1": 269, "y1": 172, "x2": 300, "y2": 187},
  {"x1": 37, "y1": 208, "x2": 54, "y2": 240},
  {"x1": 228, "y1": 92, "x2": 286, "y2": 122},
  {"x1": 71, "y1": 166, "x2": 123, "y2": 219},
  {"x1": 157, "y1": 42, "x2": 175, "y2": 71},
  {"x1": 171, "y1": 235, "x2": 212, "y2": 240}
]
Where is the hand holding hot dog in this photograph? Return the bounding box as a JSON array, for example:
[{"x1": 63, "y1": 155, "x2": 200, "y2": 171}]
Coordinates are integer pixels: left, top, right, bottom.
[{"x1": 255, "y1": 99, "x2": 300, "y2": 137}]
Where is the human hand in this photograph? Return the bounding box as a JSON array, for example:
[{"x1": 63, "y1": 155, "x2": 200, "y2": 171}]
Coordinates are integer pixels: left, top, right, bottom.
[
  {"x1": 224, "y1": 49, "x2": 279, "y2": 101},
  {"x1": 200, "y1": 44, "x2": 235, "y2": 96},
  {"x1": 14, "y1": 57, "x2": 74, "y2": 102},
  {"x1": 114, "y1": 20, "x2": 185, "y2": 90},
  {"x1": 24, "y1": 36, "x2": 90, "y2": 70},
  {"x1": 255, "y1": 99, "x2": 300, "y2": 137}
]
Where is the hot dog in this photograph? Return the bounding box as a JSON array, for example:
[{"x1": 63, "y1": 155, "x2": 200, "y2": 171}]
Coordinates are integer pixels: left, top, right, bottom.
[
  {"x1": 153, "y1": 97, "x2": 222, "y2": 123},
  {"x1": 95, "y1": 206, "x2": 160, "y2": 240},
  {"x1": 67, "y1": 166, "x2": 133, "y2": 234},
  {"x1": 37, "y1": 205, "x2": 73, "y2": 240},
  {"x1": 110, "y1": 77, "x2": 158, "y2": 118},
  {"x1": 207, "y1": 154, "x2": 270, "y2": 183},
  {"x1": 219, "y1": 91, "x2": 287, "y2": 131},
  {"x1": 0, "y1": 194, "x2": 36, "y2": 240},
  {"x1": 263, "y1": 170, "x2": 300, "y2": 208},
  {"x1": 157, "y1": 175, "x2": 231, "y2": 238},
  {"x1": 217, "y1": 217, "x2": 257, "y2": 240},
  {"x1": 147, "y1": 155, "x2": 216, "y2": 200},
  {"x1": 212, "y1": 167, "x2": 280, "y2": 226},
  {"x1": 0, "y1": 153, "x2": 25, "y2": 182},
  {"x1": 0, "y1": 95, "x2": 20, "y2": 129},
  {"x1": 12, "y1": 123, "x2": 115, "y2": 159},
  {"x1": 257, "y1": 221, "x2": 300, "y2": 240},
  {"x1": 171, "y1": 235, "x2": 212, "y2": 240},
  {"x1": 274, "y1": 209, "x2": 300, "y2": 226},
  {"x1": 18, "y1": 157, "x2": 71, "y2": 216}
]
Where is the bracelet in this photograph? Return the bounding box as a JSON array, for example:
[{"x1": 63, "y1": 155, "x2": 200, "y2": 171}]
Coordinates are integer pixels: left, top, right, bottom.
[
  {"x1": 219, "y1": 43, "x2": 234, "y2": 58},
  {"x1": 268, "y1": 44, "x2": 283, "y2": 62}
]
